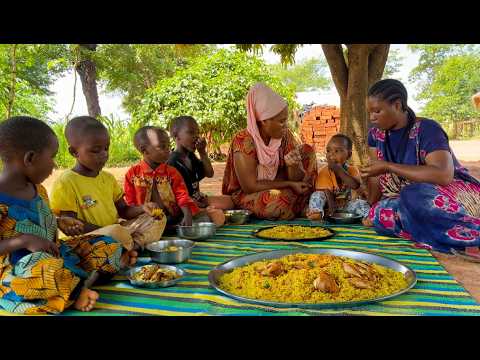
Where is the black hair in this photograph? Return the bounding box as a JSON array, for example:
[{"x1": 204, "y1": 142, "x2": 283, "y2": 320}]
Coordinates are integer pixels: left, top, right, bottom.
[
  {"x1": 368, "y1": 79, "x2": 416, "y2": 163},
  {"x1": 65, "y1": 116, "x2": 107, "y2": 145},
  {"x1": 0, "y1": 116, "x2": 57, "y2": 161},
  {"x1": 133, "y1": 126, "x2": 168, "y2": 152},
  {"x1": 169, "y1": 116, "x2": 197, "y2": 138},
  {"x1": 368, "y1": 79, "x2": 416, "y2": 126},
  {"x1": 330, "y1": 133, "x2": 352, "y2": 151}
]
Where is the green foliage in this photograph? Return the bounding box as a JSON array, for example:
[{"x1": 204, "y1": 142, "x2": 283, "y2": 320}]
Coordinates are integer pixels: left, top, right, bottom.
[
  {"x1": 51, "y1": 114, "x2": 142, "y2": 169},
  {"x1": 0, "y1": 44, "x2": 70, "y2": 119},
  {"x1": 98, "y1": 114, "x2": 142, "y2": 166},
  {"x1": 408, "y1": 44, "x2": 478, "y2": 101},
  {"x1": 408, "y1": 45, "x2": 480, "y2": 138},
  {"x1": 382, "y1": 48, "x2": 404, "y2": 79},
  {"x1": 420, "y1": 55, "x2": 480, "y2": 123},
  {"x1": 236, "y1": 44, "x2": 303, "y2": 65},
  {"x1": 270, "y1": 57, "x2": 331, "y2": 92},
  {"x1": 94, "y1": 44, "x2": 214, "y2": 114},
  {"x1": 134, "y1": 49, "x2": 299, "y2": 154}
]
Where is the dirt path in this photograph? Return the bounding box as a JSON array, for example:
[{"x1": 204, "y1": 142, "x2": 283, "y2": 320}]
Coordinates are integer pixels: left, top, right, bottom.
[{"x1": 42, "y1": 142, "x2": 480, "y2": 303}]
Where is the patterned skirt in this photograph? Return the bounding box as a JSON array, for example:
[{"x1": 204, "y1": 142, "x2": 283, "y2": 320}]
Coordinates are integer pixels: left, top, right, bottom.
[
  {"x1": 232, "y1": 144, "x2": 317, "y2": 220},
  {"x1": 368, "y1": 180, "x2": 480, "y2": 253}
]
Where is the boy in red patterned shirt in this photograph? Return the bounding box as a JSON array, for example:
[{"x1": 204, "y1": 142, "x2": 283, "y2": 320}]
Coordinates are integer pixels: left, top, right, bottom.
[{"x1": 124, "y1": 126, "x2": 224, "y2": 227}]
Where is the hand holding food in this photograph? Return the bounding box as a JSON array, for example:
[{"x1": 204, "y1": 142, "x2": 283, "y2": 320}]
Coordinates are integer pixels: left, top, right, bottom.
[
  {"x1": 57, "y1": 216, "x2": 84, "y2": 236},
  {"x1": 360, "y1": 160, "x2": 390, "y2": 179},
  {"x1": 284, "y1": 147, "x2": 303, "y2": 167},
  {"x1": 290, "y1": 181, "x2": 311, "y2": 195}
]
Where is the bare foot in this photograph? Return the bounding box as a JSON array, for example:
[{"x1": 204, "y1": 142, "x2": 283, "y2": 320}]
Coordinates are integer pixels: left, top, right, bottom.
[
  {"x1": 306, "y1": 210, "x2": 323, "y2": 221},
  {"x1": 120, "y1": 250, "x2": 138, "y2": 268},
  {"x1": 74, "y1": 288, "x2": 99, "y2": 312},
  {"x1": 206, "y1": 206, "x2": 225, "y2": 227},
  {"x1": 362, "y1": 217, "x2": 373, "y2": 227}
]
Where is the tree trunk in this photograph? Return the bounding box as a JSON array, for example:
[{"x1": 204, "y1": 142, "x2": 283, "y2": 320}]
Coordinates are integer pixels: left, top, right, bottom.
[
  {"x1": 75, "y1": 44, "x2": 101, "y2": 118},
  {"x1": 6, "y1": 44, "x2": 18, "y2": 118},
  {"x1": 322, "y1": 44, "x2": 390, "y2": 166}
]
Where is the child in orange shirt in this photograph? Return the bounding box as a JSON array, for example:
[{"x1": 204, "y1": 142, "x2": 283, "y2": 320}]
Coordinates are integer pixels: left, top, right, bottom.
[
  {"x1": 307, "y1": 134, "x2": 370, "y2": 220},
  {"x1": 124, "y1": 126, "x2": 225, "y2": 228}
]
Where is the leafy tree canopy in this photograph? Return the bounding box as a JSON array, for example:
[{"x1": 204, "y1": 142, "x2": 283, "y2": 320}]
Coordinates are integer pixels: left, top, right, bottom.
[{"x1": 134, "y1": 49, "x2": 298, "y2": 154}]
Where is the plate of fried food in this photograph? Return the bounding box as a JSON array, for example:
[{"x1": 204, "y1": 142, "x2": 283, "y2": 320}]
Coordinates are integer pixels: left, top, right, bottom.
[
  {"x1": 208, "y1": 249, "x2": 416, "y2": 308},
  {"x1": 128, "y1": 264, "x2": 186, "y2": 288},
  {"x1": 252, "y1": 225, "x2": 336, "y2": 241}
]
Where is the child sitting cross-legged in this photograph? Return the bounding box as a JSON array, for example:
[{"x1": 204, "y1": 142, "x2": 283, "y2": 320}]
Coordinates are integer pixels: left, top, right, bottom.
[
  {"x1": 307, "y1": 134, "x2": 370, "y2": 221},
  {"x1": 124, "y1": 126, "x2": 225, "y2": 229},
  {"x1": 50, "y1": 116, "x2": 165, "y2": 282},
  {"x1": 0, "y1": 116, "x2": 106, "y2": 314}
]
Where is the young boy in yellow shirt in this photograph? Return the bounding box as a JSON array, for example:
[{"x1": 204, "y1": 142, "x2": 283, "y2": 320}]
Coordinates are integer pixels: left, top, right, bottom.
[{"x1": 50, "y1": 116, "x2": 160, "y2": 278}]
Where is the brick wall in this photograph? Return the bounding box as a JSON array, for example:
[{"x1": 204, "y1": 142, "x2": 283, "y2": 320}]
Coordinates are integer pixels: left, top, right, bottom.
[{"x1": 300, "y1": 105, "x2": 341, "y2": 154}]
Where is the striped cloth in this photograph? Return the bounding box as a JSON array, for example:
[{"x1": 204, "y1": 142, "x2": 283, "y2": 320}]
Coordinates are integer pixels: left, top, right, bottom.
[{"x1": 1, "y1": 219, "x2": 479, "y2": 316}]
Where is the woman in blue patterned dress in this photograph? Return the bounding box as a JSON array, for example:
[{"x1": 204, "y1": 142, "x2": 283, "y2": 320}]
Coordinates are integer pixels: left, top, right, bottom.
[{"x1": 361, "y1": 79, "x2": 480, "y2": 254}]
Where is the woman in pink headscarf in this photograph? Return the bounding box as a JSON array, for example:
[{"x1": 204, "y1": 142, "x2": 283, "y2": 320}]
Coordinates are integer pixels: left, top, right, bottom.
[{"x1": 222, "y1": 83, "x2": 317, "y2": 220}]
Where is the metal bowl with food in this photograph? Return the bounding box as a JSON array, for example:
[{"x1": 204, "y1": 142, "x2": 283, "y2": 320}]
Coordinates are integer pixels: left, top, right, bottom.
[
  {"x1": 146, "y1": 239, "x2": 195, "y2": 264},
  {"x1": 128, "y1": 264, "x2": 186, "y2": 288},
  {"x1": 326, "y1": 211, "x2": 363, "y2": 225},
  {"x1": 176, "y1": 222, "x2": 216, "y2": 241},
  {"x1": 224, "y1": 210, "x2": 252, "y2": 225}
]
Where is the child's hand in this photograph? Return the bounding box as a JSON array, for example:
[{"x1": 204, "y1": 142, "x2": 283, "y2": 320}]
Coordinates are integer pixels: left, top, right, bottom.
[
  {"x1": 180, "y1": 212, "x2": 193, "y2": 226},
  {"x1": 195, "y1": 138, "x2": 207, "y2": 154},
  {"x1": 327, "y1": 159, "x2": 343, "y2": 173},
  {"x1": 290, "y1": 181, "x2": 311, "y2": 195},
  {"x1": 325, "y1": 190, "x2": 337, "y2": 216},
  {"x1": 22, "y1": 234, "x2": 60, "y2": 257},
  {"x1": 58, "y1": 216, "x2": 84, "y2": 236},
  {"x1": 143, "y1": 202, "x2": 160, "y2": 216}
]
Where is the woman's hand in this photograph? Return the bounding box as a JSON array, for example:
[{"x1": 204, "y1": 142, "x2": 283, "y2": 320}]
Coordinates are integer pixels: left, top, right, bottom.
[
  {"x1": 360, "y1": 160, "x2": 390, "y2": 178},
  {"x1": 23, "y1": 234, "x2": 60, "y2": 257},
  {"x1": 57, "y1": 216, "x2": 84, "y2": 236},
  {"x1": 289, "y1": 181, "x2": 311, "y2": 195},
  {"x1": 284, "y1": 148, "x2": 303, "y2": 167}
]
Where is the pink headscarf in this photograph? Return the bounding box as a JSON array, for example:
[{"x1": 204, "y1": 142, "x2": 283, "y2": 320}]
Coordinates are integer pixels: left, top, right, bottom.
[{"x1": 246, "y1": 83, "x2": 288, "y2": 180}]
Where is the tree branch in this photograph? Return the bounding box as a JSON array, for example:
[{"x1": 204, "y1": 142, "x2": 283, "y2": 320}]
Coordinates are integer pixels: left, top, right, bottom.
[
  {"x1": 321, "y1": 44, "x2": 348, "y2": 98},
  {"x1": 367, "y1": 44, "x2": 390, "y2": 88},
  {"x1": 7, "y1": 44, "x2": 18, "y2": 118}
]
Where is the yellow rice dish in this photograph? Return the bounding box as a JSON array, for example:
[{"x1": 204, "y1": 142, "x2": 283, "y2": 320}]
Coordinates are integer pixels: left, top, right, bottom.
[
  {"x1": 218, "y1": 254, "x2": 409, "y2": 304},
  {"x1": 256, "y1": 225, "x2": 333, "y2": 240}
]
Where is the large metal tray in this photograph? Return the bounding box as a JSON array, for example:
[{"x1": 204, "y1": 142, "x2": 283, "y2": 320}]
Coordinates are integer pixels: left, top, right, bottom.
[
  {"x1": 252, "y1": 225, "x2": 336, "y2": 242},
  {"x1": 208, "y1": 249, "x2": 417, "y2": 309}
]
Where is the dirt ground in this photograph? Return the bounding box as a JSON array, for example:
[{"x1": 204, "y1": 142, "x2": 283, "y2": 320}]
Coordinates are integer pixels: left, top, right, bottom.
[{"x1": 41, "y1": 141, "x2": 480, "y2": 302}]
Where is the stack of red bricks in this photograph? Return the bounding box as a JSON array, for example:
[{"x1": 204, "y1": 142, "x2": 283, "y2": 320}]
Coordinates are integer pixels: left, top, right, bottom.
[{"x1": 300, "y1": 105, "x2": 341, "y2": 153}]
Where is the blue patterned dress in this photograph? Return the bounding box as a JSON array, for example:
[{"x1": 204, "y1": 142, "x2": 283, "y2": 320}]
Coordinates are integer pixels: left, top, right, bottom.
[{"x1": 367, "y1": 118, "x2": 480, "y2": 253}]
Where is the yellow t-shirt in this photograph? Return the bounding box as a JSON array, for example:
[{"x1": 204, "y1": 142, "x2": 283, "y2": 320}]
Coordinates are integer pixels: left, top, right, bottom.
[{"x1": 49, "y1": 169, "x2": 123, "y2": 228}]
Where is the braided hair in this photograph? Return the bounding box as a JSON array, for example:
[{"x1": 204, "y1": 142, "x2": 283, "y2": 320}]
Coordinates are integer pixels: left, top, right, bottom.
[
  {"x1": 368, "y1": 79, "x2": 418, "y2": 164},
  {"x1": 368, "y1": 79, "x2": 416, "y2": 128}
]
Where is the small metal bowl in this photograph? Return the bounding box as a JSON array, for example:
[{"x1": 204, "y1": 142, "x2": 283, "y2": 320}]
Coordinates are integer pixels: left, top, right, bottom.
[
  {"x1": 128, "y1": 264, "x2": 186, "y2": 288},
  {"x1": 326, "y1": 211, "x2": 363, "y2": 225},
  {"x1": 146, "y1": 239, "x2": 195, "y2": 264},
  {"x1": 224, "y1": 210, "x2": 252, "y2": 225},
  {"x1": 176, "y1": 222, "x2": 217, "y2": 241}
]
